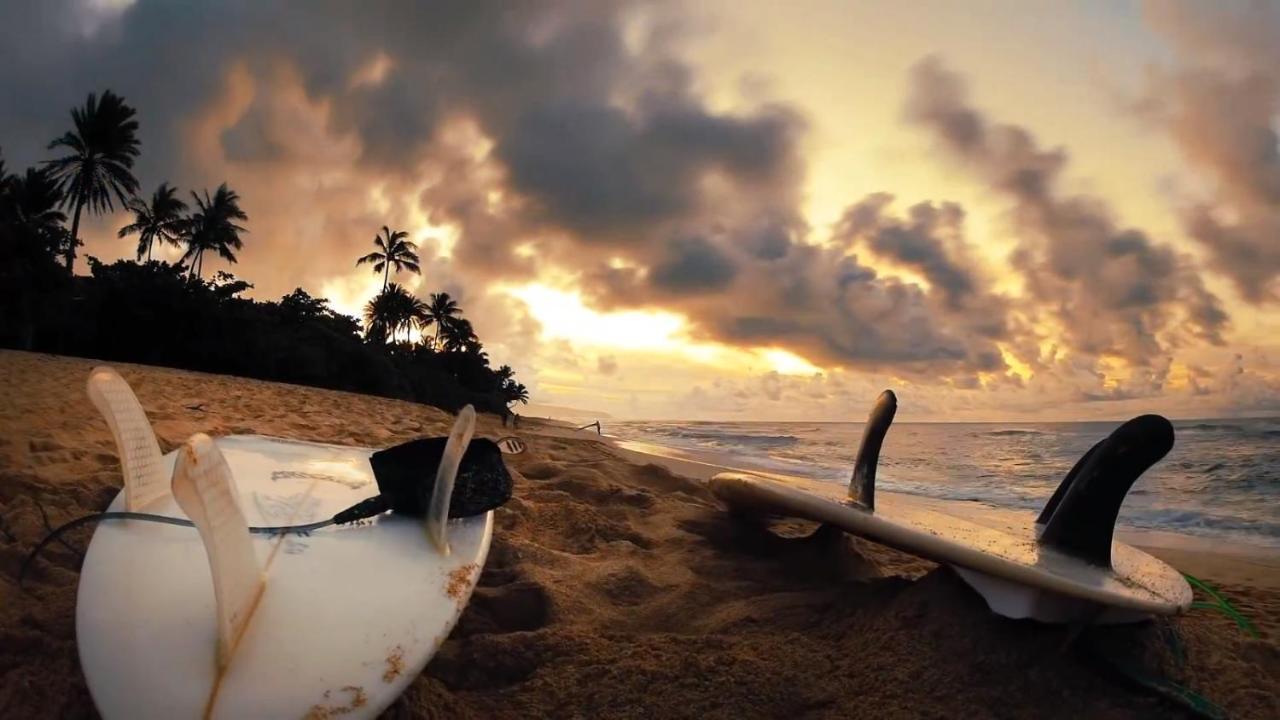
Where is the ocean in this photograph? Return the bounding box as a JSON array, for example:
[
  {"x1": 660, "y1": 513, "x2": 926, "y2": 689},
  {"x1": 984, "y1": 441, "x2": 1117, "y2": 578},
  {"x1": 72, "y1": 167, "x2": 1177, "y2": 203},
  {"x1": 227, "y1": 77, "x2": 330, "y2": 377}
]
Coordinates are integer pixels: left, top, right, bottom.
[{"x1": 607, "y1": 418, "x2": 1280, "y2": 550}]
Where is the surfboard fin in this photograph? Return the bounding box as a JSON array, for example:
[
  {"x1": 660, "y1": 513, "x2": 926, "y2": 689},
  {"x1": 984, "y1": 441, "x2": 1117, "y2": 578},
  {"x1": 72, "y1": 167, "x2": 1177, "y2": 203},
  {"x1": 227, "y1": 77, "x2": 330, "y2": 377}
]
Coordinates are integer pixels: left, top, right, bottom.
[
  {"x1": 87, "y1": 366, "x2": 168, "y2": 511},
  {"x1": 171, "y1": 433, "x2": 265, "y2": 670},
  {"x1": 849, "y1": 390, "x2": 897, "y2": 511},
  {"x1": 1037, "y1": 415, "x2": 1174, "y2": 568},
  {"x1": 426, "y1": 405, "x2": 477, "y2": 556}
]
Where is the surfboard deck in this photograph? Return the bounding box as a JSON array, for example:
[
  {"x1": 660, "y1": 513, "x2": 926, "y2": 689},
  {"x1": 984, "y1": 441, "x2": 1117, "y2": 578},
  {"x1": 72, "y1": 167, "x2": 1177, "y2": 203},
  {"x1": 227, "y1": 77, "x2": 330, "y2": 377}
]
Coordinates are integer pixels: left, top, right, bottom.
[
  {"x1": 77, "y1": 434, "x2": 493, "y2": 720},
  {"x1": 711, "y1": 471, "x2": 1191, "y2": 617}
]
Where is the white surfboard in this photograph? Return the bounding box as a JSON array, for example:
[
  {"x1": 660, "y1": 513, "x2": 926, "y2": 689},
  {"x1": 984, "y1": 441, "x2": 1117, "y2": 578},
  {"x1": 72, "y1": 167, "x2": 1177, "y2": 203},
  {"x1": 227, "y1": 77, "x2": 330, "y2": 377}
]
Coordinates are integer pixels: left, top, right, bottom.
[
  {"x1": 711, "y1": 391, "x2": 1193, "y2": 623},
  {"x1": 76, "y1": 368, "x2": 495, "y2": 719}
]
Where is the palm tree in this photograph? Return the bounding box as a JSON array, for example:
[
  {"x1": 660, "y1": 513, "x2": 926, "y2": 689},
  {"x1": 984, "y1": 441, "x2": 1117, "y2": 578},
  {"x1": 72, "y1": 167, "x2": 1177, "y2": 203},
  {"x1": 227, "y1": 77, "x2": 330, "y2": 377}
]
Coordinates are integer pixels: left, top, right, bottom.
[
  {"x1": 363, "y1": 283, "x2": 429, "y2": 344},
  {"x1": 440, "y1": 317, "x2": 479, "y2": 353},
  {"x1": 4, "y1": 168, "x2": 67, "y2": 244},
  {"x1": 1, "y1": 166, "x2": 68, "y2": 349},
  {"x1": 183, "y1": 183, "x2": 248, "y2": 278},
  {"x1": 118, "y1": 182, "x2": 188, "y2": 262},
  {"x1": 503, "y1": 381, "x2": 530, "y2": 406},
  {"x1": 44, "y1": 90, "x2": 141, "y2": 273},
  {"x1": 355, "y1": 226, "x2": 420, "y2": 291},
  {"x1": 426, "y1": 292, "x2": 460, "y2": 349},
  {"x1": 495, "y1": 364, "x2": 515, "y2": 387}
]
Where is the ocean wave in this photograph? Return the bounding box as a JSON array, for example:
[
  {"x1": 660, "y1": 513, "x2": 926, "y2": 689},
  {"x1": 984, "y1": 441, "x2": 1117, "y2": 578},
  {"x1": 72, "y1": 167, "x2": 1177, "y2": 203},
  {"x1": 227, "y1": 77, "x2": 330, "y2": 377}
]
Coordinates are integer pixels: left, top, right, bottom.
[
  {"x1": 1179, "y1": 422, "x2": 1245, "y2": 432},
  {"x1": 657, "y1": 429, "x2": 801, "y2": 449},
  {"x1": 980, "y1": 429, "x2": 1047, "y2": 437}
]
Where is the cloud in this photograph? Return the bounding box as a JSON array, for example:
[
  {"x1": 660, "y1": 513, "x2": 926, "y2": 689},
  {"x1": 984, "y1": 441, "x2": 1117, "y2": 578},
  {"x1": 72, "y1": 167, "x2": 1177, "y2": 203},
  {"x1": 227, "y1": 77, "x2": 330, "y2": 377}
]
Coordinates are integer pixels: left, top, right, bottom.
[
  {"x1": 5, "y1": 1, "x2": 1273, "y2": 419},
  {"x1": 834, "y1": 193, "x2": 980, "y2": 309},
  {"x1": 1138, "y1": 0, "x2": 1280, "y2": 302},
  {"x1": 906, "y1": 56, "x2": 1229, "y2": 365},
  {"x1": 597, "y1": 354, "x2": 618, "y2": 375}
]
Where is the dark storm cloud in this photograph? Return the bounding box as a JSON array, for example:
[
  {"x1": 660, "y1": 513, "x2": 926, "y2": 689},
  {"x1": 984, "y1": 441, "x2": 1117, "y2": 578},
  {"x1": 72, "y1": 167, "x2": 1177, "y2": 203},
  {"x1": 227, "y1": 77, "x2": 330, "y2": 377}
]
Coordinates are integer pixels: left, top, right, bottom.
[
  {"x1": 1140, "y1": 0, "x2": 1280, "y2": 302},
  {"x1": 662, "y1": 225, "x2": 1011, "y2": 372},
  {"x1": 649, "y1": 236, "x2": 738, "y2": 293},
  {"x1": 834, "y1": 193, "x2": 979, "y2": 309},
  {"x1": 906, "y1": 56, "x2": 1229, "y2": 363}
]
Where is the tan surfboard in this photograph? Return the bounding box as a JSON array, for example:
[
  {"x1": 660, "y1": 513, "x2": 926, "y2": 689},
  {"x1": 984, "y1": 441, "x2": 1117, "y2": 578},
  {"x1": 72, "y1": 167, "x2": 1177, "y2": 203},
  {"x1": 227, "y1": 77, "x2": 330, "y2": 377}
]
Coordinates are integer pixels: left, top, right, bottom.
[{"x1": 710, "y1": 391, "x2": 1192, "y2": 623}]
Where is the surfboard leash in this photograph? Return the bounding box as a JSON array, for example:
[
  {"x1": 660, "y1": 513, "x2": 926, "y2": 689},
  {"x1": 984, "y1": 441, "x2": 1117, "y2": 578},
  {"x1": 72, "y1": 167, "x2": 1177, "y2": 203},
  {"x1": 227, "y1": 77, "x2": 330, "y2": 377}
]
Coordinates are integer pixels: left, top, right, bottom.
[
  {"x1": 1183, "y1": 572, "x2": 1259, "y2": 638},
  {"x1": 19, "y1": 435, "x2": 525, "y2": 589},
  {"x1": 1080, "y1": 574, "x2": 1261, "y2": 720},
  {"x1": 18, "y1": 509, "x2": 342, "y2": 588}
]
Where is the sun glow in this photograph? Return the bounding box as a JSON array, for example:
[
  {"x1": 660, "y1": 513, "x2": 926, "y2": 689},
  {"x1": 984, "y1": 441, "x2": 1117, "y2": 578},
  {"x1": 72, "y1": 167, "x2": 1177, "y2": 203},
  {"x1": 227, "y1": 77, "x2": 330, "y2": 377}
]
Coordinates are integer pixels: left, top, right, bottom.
[
  {"x1": 760, "y1": 349, "x2": 821, "y2": 375},
  {"x1": 508, "y1": 284, "x2": 831, "y2": 377},
  {"x1": 507, "y1": 284, "x2": 688, "y2": 350}
]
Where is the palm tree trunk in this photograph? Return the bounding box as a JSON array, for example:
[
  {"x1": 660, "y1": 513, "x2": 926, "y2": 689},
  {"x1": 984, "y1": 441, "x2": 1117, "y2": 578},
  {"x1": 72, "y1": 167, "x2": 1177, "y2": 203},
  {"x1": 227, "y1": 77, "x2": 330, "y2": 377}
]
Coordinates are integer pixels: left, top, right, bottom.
[
  {"x1": 66, "y1": 201, "x2": 83, "y2": 274},
  {"x1": 146, "y1": 239, "x2": 153, "y2": 263},
  {"x1": 383, "y1": 262, "x2": 389, "y2": 291}
]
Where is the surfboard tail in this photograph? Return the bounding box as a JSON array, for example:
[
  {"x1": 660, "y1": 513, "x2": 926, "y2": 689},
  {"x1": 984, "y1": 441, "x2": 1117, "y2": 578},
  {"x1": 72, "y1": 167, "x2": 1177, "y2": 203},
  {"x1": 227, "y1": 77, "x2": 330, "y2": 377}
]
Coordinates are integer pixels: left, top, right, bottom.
[
  {"x1": 1037, "y1": 415, "x2": 1175, "y2": 568},
  {"x1": 86, "y1": 366, "x2": 168, "y2": 511},
  {"x1": 426, "y1": 405, "x2": 477, "y2": 556},
  {"x1": 171, "y1": 433, "x2": 265, "y2": 670},
  {"x1": 849, "y1": 390, "x2": 897, "y2": 510}
]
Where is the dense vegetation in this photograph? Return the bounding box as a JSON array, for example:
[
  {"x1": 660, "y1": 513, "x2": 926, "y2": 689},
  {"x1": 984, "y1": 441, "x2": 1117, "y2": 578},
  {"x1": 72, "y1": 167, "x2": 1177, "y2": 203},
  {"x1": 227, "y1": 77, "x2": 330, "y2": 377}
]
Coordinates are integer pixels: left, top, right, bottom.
[{"x1": 0, "y1": 91, "x2": 527, "y2": 417}]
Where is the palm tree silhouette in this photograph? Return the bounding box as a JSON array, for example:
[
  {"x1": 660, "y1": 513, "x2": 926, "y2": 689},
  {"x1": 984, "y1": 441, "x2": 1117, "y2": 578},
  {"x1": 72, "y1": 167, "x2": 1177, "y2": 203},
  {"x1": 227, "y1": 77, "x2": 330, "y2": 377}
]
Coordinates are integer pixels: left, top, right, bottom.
[
  {"x1": 495, "y1": 364, "x2": 515, "y2": 386},
  {"x1": 118, "y1": 182, "x2": 188, "y2": 262},
  {"x1": 44, "y1": 90, "x2": 141, "y2": 274},
  {"x1": 4, "y1": 167, "x2": 67, "y2": 243},
  {"x1": 504, "y1": 381, "x2": 530, "y2": 406},
  {"x1": 356, "y1": 226, "x2": 420, "y2": 291},
  {"x1": 440, "y1": 317, "x2": 479, "y2": 353},
  {"x1": 426, "y1": 292, "x2": 460, "y2": 350},
  {"x1": 183, "y1": 183, "x2": 248, "y2": 278},
  {"x1": 363, "y1": 283, "x2": 429, "y2": 344}
]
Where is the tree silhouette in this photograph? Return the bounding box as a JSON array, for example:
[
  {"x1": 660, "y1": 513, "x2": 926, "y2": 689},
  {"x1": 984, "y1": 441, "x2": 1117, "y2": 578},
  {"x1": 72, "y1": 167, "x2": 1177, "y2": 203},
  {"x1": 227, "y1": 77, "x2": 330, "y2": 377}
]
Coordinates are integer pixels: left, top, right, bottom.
[
  {"x1": 1, "y1": 161, "x2": 69, "y2": 349},
  {"x1": 356, "y1": 226, "x2": 420, "y2": 291},
  {"x1": 118, "y1": 182, "x2": 188, "y2": 262},
  {"x1": 44, "y1": 90, "x2": 141, "y2": 274},
  {"x1": 363, "y1": 282, "x2": 428, "y2": 344},
  {"x1": 426, "y1": 291, "x2": 460, "y2": 350},
  {"x1": 183, "y1": 183, "x2": 248, "y2": 278},
  {"x1": 440, "y1": 317, "x2": 479, "y2": 353},
  {"x1": 503, "y1": 381, "x2": 529, "y2": 406},
  {"x1": 3, "y1": 167, "x2": 67, "y2": 243}
]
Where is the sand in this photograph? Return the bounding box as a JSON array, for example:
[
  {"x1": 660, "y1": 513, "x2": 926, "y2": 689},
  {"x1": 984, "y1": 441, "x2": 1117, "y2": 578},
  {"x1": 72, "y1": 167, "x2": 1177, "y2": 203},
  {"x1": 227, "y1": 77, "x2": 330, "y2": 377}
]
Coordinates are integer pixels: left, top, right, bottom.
[{"x1": 1, "y1": 350, "x2": 1277, "y2": 719}]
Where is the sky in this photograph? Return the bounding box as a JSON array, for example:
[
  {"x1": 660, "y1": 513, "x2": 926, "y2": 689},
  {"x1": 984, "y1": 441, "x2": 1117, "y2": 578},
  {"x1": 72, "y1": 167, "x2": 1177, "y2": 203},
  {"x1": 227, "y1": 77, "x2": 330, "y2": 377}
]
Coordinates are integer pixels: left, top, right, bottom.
[{"x1": 2, "y1": 0, "x2": 1279, "y2": 421}]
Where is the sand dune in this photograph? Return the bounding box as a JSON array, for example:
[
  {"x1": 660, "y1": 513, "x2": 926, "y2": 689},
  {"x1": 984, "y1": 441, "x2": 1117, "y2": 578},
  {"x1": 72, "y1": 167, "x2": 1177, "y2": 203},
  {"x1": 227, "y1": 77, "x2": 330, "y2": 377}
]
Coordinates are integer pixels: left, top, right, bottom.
[{"x1": 1, "y1": 351, "x2": 1277, "y2": 718}]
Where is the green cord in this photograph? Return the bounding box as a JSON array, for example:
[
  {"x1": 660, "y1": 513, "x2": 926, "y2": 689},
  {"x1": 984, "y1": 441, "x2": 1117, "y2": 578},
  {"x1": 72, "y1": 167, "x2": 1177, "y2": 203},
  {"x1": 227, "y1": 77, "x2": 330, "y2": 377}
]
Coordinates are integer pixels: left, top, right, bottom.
[
  {"x1": 1084, "y1": 572, "x2": 1260, "y2": 719},
  {"x1": 1184, "y1": 573, "x2": 1260, "y2": 638}
]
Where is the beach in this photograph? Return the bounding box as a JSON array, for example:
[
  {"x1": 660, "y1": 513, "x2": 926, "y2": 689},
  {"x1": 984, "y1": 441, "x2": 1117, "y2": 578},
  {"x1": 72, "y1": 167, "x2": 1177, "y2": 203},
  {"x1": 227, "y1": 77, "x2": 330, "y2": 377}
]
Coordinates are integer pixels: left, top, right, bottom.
[{"x1": 1, "y1": 350, "x2": 1278, "y2": 718}]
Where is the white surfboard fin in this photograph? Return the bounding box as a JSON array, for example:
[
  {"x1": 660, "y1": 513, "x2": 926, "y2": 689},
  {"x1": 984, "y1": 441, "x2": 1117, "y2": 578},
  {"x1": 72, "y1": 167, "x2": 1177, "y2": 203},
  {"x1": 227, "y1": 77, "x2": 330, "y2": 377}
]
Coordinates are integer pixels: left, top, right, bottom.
[
  {"x1": 87, "y1": 366, "x2": 168, "y2": 511},
  {"x1": 849, "y1": 390, "x2": 897, "y2": 511},
  {"x1": 171, "y1": 433, "x2": 265, "y2": 670},
  {"x1": 426, "y1": 405, "x2": 477, "y2": 556}
]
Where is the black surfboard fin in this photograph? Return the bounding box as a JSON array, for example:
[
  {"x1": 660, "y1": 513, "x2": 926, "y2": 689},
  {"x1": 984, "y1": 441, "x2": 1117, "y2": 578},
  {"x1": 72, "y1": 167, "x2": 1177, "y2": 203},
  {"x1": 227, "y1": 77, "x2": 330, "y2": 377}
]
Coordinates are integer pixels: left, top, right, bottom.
[
  {"x1": 1034, "y1": 439, "x2": 1103, "y2": 527},
  {"x1": 849, "y1": 390, "x2": 897, "y2": 511},
  {"x1": 1037, "y1": 414, "x2": 1174, "y2": 567}
]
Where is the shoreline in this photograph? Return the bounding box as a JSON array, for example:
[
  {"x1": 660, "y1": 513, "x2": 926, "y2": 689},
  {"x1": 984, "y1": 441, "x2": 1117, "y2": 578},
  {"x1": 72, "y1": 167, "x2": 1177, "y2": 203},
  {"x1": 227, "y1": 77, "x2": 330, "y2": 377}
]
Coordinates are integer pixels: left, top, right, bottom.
[{"x1": 575, "y1": 433, "x2": 1280, "y2": 589}]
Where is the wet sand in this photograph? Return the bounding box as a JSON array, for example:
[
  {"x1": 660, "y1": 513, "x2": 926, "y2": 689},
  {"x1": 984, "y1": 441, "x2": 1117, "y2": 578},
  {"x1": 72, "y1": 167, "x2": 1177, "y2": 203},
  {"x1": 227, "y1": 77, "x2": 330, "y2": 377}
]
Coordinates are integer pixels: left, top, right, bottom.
[{"x1": 1, "y1": 350, "x2": 1277, "y2": 718}]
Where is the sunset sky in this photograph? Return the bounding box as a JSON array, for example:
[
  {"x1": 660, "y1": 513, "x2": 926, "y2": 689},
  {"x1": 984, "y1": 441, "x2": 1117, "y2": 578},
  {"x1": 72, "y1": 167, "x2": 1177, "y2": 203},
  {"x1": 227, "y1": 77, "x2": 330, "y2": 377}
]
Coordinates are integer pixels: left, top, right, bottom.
[{"x1": 3, "y1": 0, "x2": 1278, "y2": 421}]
